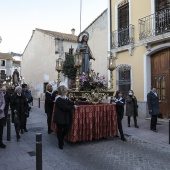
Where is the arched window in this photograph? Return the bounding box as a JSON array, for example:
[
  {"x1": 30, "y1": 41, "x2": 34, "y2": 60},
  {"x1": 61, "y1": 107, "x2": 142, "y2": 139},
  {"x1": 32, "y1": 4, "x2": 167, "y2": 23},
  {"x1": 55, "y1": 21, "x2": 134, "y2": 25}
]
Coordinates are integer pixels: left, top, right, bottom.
[{"x1": 116, "y1": 64, "x2": 131, "y2": 97}]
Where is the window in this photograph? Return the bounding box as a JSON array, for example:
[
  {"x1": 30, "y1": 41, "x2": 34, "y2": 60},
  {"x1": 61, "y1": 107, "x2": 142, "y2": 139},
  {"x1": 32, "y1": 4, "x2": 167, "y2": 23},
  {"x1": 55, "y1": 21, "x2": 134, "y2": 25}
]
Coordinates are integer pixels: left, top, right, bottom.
[
  {"x1": 155, "y1": 0, "x2": 170, "y2": 34},
  {"x1": 117, "y1": 66, "x2": 131, "y2": 97},
  {"x1": 118, "y1": 2, "x2": 130, "y2": 47},
  {"x1": 1, "y1": 60, "x2": 5, "y2": 66},
  {"x1": 0, "y1": 70, "x2": 6, "y2": 80},
  {"x1": 43, "y1": 82, "x2": 48, "y2": 93},
  {"x1": 118, "y1": 3, "x2": 129, "y2": 30},
  {"x1": 155, "y1": 0, "x2": 170, "y2": 12},
  {"x1": 69, "y1": 47, "x2": 74, "y2": 55}
]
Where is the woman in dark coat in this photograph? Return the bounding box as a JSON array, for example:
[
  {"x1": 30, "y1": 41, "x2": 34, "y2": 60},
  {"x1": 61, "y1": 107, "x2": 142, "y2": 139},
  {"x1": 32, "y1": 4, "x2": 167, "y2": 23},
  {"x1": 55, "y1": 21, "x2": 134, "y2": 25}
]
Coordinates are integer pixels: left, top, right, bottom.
[
  {"x1": 111, "y1": 90, "x2": 126, "y2": 141},
  {"x1": 53, "y1": 85, "x2": 77, "y2": 149},
  {"x1": 45, "y1": 84, "x2": 54, "y2": 134},
  {"x1": 126, "y1": 90, "x2": 139, "y2": 128},
  {"x1": 11, "y1": 86, "x2": 27, "y2": 141}
]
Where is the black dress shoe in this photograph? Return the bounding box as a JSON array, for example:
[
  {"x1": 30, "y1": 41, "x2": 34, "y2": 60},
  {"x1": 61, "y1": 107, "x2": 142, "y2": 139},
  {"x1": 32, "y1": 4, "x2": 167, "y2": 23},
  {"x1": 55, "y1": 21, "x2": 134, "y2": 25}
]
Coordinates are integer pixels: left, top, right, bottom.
[
  {"x1": 135, "y1": 125, "x2": 139, "y2": 128},
  {"x1": 121, "y1": 137, "x2": 126, "y2": 141},
  {"x1": 17, "y1": 135, "x2": 21, "y2": 141},
  {"x1": 128, "y1": 124, "x2": 130, "y2": 127},
  {"x1": 24, "y1": 128, "x2": 28, "y2": 132},
  {"x1": 0, "y1": 143, "x2": 6, "y2": 148},
  {"x1": 153, "y1": 129, "x2": 158, "y2": 132},
  {"x1": 59, "y1": 145, "x2": 63, "y2": 149},
  {"x1": 21, "y1": 129, "x2": 23, "y2": 134}
]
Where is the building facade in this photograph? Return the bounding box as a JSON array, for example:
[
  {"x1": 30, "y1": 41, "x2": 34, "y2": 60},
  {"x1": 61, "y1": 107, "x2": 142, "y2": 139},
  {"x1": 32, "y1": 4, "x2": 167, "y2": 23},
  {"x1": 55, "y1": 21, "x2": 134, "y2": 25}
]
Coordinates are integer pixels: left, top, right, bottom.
[
  {"x1": 21, "y1": 9, "x2": 108, "y2": 99},
  {"x1": 109, "y1": 0, "x2": 170, "y2": 118},
  {"x1": 21, "y1": 28, "x2": 78, "y2": 99},
  {"x1": 0, "y1": 53, "x2": 13, "y2": 84},
  {"x1": 84, "y1": 9, "x2": 108, "y2": 77}
]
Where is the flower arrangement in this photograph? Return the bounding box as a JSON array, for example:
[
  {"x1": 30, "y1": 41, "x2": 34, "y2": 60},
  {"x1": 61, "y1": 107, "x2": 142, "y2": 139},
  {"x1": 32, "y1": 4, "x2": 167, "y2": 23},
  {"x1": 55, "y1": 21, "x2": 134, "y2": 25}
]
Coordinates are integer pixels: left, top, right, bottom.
[{"x1": 79, "y1": 70, "x2": 107, "y2": 91}]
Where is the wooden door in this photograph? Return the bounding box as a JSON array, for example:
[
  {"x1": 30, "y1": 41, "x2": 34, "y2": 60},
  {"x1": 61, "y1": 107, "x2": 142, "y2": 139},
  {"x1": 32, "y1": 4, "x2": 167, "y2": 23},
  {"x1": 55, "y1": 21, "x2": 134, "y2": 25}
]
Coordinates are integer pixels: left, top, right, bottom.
[{"x1": 151, "y1": 48, "x2": 170, "y2": 117}]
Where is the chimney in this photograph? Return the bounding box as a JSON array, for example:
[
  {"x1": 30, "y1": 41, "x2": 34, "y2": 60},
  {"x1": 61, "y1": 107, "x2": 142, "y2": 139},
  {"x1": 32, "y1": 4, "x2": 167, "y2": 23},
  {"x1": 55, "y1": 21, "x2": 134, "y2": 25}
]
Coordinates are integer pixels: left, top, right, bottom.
[{"x1": 71, "y1": 28, "x2": 75, "y2": 35}]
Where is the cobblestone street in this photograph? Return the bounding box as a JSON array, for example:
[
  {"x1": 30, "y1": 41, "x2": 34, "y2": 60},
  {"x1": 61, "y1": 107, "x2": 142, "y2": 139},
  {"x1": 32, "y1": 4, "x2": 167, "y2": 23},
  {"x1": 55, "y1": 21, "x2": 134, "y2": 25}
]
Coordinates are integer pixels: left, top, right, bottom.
[{"x1": 0, "y1": 102, "x2": 170, "y2": 170}]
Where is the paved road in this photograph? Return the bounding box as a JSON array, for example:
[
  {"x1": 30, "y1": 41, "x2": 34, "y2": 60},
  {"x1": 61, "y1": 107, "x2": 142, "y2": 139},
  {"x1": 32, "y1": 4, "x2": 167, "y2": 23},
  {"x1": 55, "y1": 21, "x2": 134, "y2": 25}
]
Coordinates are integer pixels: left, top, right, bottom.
[{"x1": 0, "y1": 101, "x2": 170, "y2": 170}]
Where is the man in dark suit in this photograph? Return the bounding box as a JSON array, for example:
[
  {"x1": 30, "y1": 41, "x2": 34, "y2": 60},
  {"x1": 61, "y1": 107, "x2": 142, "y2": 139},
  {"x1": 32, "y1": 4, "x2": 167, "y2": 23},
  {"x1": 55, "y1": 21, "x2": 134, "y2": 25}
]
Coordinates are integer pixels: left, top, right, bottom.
[{"x1": 147, "y1": 86, "x2": 160, "y2": 132}]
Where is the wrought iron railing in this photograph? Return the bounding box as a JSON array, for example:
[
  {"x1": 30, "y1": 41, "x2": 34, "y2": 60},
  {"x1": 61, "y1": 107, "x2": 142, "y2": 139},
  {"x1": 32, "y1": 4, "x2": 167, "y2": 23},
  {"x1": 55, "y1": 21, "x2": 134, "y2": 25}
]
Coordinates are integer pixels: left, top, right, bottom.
[
  {"x1": 111, "y1": 24, "x2": 134, "y2": 49},
  {"x1": 139, "y1": 8, "x2": 170, "y2": 40}
]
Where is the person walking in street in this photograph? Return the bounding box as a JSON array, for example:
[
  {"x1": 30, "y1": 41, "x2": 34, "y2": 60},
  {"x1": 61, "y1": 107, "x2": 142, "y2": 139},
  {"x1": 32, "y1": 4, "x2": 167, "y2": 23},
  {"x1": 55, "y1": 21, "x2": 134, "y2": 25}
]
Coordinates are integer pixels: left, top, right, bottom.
[
  {"x1": 1, "y1": 86, "x2": 10, "y2": 126},
  {"x1": 111, "y1": 90, "x2": 126, "y2": 141},
  {"x1": 0, "y1": 84, "x2": 6, "y2": 148},
  {"x1": 8, "y1": 85, "x2": 15, "y2": 123},
  {"x1": 126, "y1": 90, "x2": 139, "y2": 128},
  {"x1": 11, "y1": 86, "x2": 27, "y2": 141},
  {"x1": 53, "y1": 85, "x2": 77, "y2": 149},
  {"x1": 45, "y1": 84, "x2": 54, "y2": 134},
  {"x1": 147, "y1": 86, "x2": 160, "y2": 132},
  {"x1": 22, "y1": 83, "x2": 33, "y2": 133}
]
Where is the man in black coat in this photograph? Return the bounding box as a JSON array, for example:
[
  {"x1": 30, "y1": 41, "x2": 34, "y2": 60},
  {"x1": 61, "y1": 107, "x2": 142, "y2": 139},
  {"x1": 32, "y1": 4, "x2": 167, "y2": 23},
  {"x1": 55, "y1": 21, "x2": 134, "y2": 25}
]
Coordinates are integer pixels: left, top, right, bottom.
[
  {"x1": 45, "y1": 84, "x2": 54, "y2": 134},
  {"x1": 147, "y1": 86, "x2": 160, "y2": 132},
  {"x1": 53, "y1": 85, "x2": 77, "y2": 149}
]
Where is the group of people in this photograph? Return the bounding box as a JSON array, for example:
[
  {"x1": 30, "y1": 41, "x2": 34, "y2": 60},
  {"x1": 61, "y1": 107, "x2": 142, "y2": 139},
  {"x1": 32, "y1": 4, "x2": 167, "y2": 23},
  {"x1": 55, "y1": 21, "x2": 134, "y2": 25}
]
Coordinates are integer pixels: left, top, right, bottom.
[
  {"x1": 45, "y1": 84, "x2": 77, "y2": 150},
  {"x1": 44, "y1": 83, "x2": 160, "y2": 149},
  {"x1": 111, "y1": 90, "x2": 138, "y2": 142},
  {"x1": 0, "y1": 83, "x2": 33, "y2": 148},
  {"x1": 112, "y1": 86, "x2": 160, "y2": 142}
]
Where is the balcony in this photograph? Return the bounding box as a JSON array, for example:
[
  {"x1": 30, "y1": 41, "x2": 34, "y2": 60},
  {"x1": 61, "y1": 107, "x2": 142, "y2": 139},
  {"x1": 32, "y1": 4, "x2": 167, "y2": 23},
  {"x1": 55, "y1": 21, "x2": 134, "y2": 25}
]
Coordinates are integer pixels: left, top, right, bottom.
[
  {"x1": 111, "y1": 24, "x2": 134, "y2": 49},
  {"x1": 139, "y1": 8, "x2": 170, "y2": 44}
]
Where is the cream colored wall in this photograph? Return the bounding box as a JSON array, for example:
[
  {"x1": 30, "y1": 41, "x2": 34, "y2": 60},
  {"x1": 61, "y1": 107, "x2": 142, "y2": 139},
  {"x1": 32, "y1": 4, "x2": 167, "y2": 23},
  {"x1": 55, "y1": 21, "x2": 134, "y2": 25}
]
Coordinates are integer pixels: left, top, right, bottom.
[
  {"x1": 110, "y1": 0, "x2": 153, "y2": 101},
  {"x1": 111, "y1": 0, "x2": 152, "y2": 32},
  {"x1": 131, "y1": 0, "x2": 151, "y2": 44},
  {"x1": 85, "y1": 10, "x2": 108, "y2": 78},
  {"x1": 21, "y1": 30, "x2": 77, "y2": 98},
  {"x1": 113, "y1": 46, "x2": 146, "y2": 101}
]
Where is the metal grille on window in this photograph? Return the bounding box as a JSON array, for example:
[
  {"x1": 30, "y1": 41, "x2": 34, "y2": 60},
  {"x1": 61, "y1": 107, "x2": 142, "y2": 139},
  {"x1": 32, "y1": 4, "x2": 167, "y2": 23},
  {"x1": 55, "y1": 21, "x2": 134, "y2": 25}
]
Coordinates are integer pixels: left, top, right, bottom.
[
  {"x1": 118, "y1": 3, "x2": 129, "y2": 47},
  {"x1": 154, "y1": 76, "x2": 166, "y2": 100},
  {"x1": 117, "y1": 66, "x2": 131, "y2": 97},
  {"x1": 155, "y1": 0, "x2": 170, "y2": 11},
  {"x1": 155, "y1": 0, "x2": 170, "y2": 35}
]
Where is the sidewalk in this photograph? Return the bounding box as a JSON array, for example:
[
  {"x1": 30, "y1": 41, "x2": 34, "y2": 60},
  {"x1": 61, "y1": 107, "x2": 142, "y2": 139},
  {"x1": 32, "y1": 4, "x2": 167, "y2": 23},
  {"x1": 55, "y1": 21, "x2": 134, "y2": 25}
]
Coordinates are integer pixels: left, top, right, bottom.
[
  {"x1": 0, "y1": 100, "x2": 170, "y2": 170},
  {"x1": 33, "y1": 98, "x2": 170, "y2": 147},
  {"x1": 122, "y1": 116, "x2": 170, "y2": 147}
]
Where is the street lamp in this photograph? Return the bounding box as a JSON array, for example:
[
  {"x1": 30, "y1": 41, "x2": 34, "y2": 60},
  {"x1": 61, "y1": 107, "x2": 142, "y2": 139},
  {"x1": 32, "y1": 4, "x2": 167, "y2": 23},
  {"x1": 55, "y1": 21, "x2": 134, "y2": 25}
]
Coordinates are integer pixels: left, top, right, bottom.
[
  {"x1": 56, "y1": 58, "x2": 63, "y2": 88},
  {"x1": 74, "y1": 51, "x2": 82, "y2": 91},
  {"x1": 107, "y1": 53, "x2": 116, "y2": 91}
]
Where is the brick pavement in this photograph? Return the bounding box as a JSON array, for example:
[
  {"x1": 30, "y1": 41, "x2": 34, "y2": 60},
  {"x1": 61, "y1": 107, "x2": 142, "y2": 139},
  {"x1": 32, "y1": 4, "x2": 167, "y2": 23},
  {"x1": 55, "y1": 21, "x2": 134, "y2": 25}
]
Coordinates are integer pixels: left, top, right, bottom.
[{"x1": 0, "y1": 99, "x2": 170, "y2": 170}]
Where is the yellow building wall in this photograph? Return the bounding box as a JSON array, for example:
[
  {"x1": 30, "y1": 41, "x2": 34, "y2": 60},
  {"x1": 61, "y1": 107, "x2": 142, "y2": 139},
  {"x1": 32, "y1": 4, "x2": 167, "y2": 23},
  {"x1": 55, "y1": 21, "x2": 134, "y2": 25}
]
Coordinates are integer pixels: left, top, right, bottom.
[
  {"x1": 113, "y1": 46, "x2": 147, "y2": 101},
  {"x1": 110, "y1": 0, "x2": 153, "y2": 101}
]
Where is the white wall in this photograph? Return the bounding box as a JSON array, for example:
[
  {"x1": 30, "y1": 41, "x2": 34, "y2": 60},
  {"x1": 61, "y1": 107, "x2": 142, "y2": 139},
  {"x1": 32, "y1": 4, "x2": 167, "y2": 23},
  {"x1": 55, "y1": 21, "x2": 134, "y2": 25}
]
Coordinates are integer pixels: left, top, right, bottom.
[
  {"x1": 85, "y1": 10, "x2": 108, "y2": 78},
  {"x1": 21, "y1": 30, "x2": 77, "y2": 98}
]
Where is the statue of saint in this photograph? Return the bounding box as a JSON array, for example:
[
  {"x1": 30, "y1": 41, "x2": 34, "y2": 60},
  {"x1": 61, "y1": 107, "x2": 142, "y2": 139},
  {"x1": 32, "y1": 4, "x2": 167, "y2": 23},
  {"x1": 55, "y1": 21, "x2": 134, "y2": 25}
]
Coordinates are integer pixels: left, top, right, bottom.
[
  {"x1": 12, "y1": 69, "x2": 19, "y2": 86},
  {"x1": 77, "y1": 31, "x2": 95, "y2": 74}
]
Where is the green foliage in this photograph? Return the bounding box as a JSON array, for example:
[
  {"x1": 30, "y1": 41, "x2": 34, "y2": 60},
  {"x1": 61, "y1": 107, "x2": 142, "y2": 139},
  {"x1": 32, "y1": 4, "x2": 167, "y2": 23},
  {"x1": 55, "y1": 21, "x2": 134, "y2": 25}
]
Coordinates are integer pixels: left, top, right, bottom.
[{"x1": 62, "y1": 54, "x2": 77, "y2": 80}]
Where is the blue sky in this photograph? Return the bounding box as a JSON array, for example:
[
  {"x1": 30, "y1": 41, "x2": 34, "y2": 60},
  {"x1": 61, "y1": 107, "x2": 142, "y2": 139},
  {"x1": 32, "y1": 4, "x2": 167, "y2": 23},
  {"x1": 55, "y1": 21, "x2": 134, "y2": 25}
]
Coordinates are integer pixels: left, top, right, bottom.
[{"x1": 0, "y1": 0, "x2": 107, "y2": 53}]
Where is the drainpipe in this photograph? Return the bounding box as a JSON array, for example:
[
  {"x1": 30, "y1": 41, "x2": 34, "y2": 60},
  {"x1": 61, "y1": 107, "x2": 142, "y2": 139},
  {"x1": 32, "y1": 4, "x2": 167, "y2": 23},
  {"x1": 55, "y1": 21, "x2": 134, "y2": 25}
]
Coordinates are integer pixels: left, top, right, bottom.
[{"x1": 107, "y1": 0, "x2": 112, "y2": 88}]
